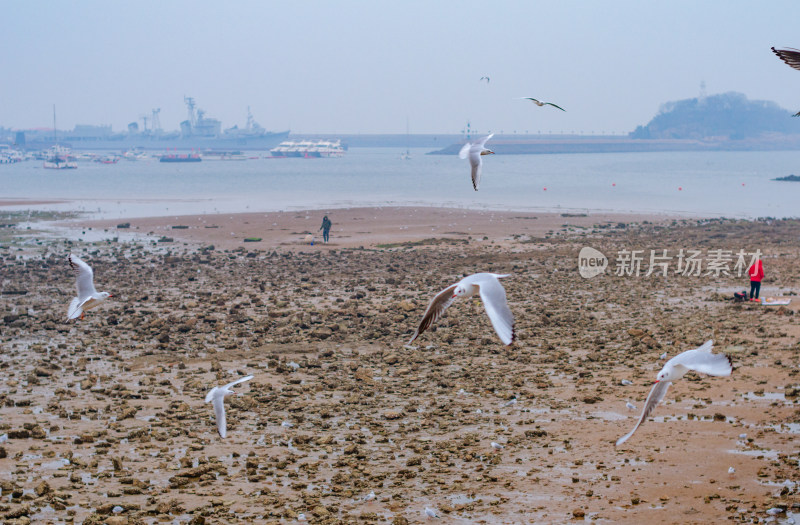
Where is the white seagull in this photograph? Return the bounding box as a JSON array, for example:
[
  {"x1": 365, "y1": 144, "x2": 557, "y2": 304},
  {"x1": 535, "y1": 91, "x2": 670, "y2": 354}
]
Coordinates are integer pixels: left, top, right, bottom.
[
  {"x1": 409, "y1": 272, "x2": 515, "y2": 346},
  {"x1": 67, "y1": 254, "x2": 112, "y2": 320},
  {"x1": 205, "y1": 375, "x2": 254, "y2": 438},
  {"x1": 616, "y1": 340, "x2": 732, "y2": 446},
  {"x1": 424, "y1": 507, "x2": 440, "y2": 519},
  {"x1": 520, "y1": 97, "x2": 566, "y2": 112},
  {"x1": 458, "y1": 134, "x2": 495, "y2": 191}
]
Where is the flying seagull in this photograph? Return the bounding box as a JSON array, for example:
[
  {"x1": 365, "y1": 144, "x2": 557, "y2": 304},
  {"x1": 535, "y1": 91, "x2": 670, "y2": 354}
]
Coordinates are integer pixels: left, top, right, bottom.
[
  {"x1": 205, "y1": 375, "x2": 254, "y2": 438},
  {"x1": 616, "y1": 340, "x2": 732, "y2": 446},
  {"x1": 459, "y1": 133, "x2": 494, "y2": 191},
  {"x1": 67, "y1": 254, "x2": 112, "y2": 320},
  {"x1": 771, "y1": 47, "x2": 800, "y2": 115},
  {"x1": 409, "y1": 272, "x2": 515, "y2": 346},
  {"x1": 520, "y1": 97, "x2": 566, "y2": 111},
  {"x1": 480, "y1": 76, "x2": 490, "y2": 83}
]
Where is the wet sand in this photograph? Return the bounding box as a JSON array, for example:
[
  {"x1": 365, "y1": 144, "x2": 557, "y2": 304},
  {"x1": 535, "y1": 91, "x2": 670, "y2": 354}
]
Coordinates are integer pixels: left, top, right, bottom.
[
  {"x1": 78, "y1": 207, "x2": 676, "y2": 251},
  {"x1": 1, "y1": 207, "x2": 799, "y2": 524}
]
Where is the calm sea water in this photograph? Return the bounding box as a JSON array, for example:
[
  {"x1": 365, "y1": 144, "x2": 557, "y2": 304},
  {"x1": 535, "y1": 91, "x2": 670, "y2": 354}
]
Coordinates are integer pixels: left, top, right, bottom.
[{"x1": 1, "y1": 148, "x2": 799, "y2": 219}]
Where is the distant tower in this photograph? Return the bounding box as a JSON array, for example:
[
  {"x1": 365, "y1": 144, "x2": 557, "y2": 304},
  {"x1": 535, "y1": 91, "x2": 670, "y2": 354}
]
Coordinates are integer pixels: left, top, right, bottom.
[
  {"x1": 151, "y1": 108, "x2": 161, "y2": 133},
  {"x1": 699, "y1": 81, "x2": 707, "y2": 101},
  {"x1": 140, "y1": 114, "x2": 149, "y2": 133}
]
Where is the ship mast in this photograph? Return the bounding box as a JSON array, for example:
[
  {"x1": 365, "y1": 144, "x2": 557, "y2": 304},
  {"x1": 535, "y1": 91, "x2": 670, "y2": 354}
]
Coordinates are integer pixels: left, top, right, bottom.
[
  {"x1": 53, "y1": 104, "x2": 57, "y2": 144},
  {"x1": 152, "y1": 108, "x2": 161, "y2": 134},
  {"x1": 184, "y1": 96, "x2": 196, "y2": 131}
]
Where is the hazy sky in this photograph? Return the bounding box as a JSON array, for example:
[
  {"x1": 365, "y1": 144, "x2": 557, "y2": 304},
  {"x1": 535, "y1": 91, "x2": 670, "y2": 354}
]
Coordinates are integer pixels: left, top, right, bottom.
[{"x1": 3, "y1": 1, "x2": 800, "y2": 135}]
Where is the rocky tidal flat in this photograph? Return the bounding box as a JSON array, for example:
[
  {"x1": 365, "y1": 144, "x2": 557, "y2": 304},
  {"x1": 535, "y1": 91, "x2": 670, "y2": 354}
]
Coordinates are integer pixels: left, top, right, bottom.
[{"x1": 0, "y1": 209, "x2": 799, "y2": 524}]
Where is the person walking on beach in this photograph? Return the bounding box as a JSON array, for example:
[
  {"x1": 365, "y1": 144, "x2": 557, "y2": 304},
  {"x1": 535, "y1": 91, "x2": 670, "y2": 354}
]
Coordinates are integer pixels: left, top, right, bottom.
[
  {"x1": 319, "y1": 215, "x2": 332, "y2": 243},
  {"x1": 748, "y1": 256, "x2": 764, "y2": 302}
]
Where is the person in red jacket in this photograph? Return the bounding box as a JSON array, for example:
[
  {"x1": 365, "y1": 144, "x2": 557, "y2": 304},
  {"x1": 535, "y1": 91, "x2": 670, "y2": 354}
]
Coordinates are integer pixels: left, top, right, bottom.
[{"x1": 748, "y1": 257, "x2": 764, "y2": 301}]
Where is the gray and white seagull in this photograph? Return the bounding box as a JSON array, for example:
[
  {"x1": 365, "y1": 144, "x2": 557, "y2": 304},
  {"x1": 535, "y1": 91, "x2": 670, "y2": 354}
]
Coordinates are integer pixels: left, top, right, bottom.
[
  {"x1": 520, "y1": 97, "x2": 566, "y2": 111},
  {"x1": 409, "y1": 272, "x2": 515, "y2": 346},
  {"x1": 616, "y1": 340, "x2": 732, "y2": 446},
  {"x1": 458, "y1": 133, "x2": 495, "y2": 191},
  {"x1": 67, "y1": 254, "x2": 112, "y2": 320},
  {"x1": 205, "y1": 375, "x2": 254, "y2": 438}
]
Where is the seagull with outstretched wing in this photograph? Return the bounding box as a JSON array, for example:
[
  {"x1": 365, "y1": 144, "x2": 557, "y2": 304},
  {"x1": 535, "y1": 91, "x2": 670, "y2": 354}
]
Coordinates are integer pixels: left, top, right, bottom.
[
  {"x1": 409, "y1": 272, "x2": 515, "y2": 346},
  {"x1": 205, "y1": 375, "x2": 254, "y2": 438},
  {"x1": 67, "y1": 254, "x2": 112, "y2": 320},
  {"x1": 616, "y1": 340, "x2": 732, "y2": 446},
  {"x1": 459, "y1": 134, "x2": 495, "y2": 191},
  {"x1": 520, "y1": 97, "x2": 566, "y2": 111}
]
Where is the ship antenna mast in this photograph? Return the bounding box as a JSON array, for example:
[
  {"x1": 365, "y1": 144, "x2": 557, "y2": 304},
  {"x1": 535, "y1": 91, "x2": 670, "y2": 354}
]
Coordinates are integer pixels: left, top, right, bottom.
[
  {"x1": 184, "y1": 96, "x2": 196, "y2": 130},
  {"x1": 152, "y1": 108, "x2": 161, "y2": 134},
  {"x1": 53, "y1": 104, "x2": 57, "y2": 144}
]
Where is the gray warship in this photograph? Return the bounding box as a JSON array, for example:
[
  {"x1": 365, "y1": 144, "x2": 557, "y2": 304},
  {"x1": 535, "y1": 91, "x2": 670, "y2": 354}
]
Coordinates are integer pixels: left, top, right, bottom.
[{"x1": 12, "y1": 97, "x2": 289, "y2": 151}]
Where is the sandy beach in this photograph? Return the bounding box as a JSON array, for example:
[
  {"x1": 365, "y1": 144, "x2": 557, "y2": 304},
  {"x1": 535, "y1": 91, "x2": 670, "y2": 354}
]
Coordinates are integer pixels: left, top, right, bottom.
[
  {"x1": 1, "y1": 205, "x2": 799, "y2": 524},
  {"x1": 76, "y1": 207, "x2": 678, "y2": 251}
]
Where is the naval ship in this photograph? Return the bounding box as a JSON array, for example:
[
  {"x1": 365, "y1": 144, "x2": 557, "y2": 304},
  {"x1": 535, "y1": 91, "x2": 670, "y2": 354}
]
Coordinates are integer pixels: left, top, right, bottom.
[{"x1": 12, "y1": 97, "x2": 289, "y2": 151}]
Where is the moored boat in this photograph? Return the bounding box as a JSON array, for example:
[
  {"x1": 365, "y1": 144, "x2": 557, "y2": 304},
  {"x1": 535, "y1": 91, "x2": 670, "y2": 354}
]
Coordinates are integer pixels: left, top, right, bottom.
[
  {"x1": 43, "y1": 145, "x2": 77, "y2": 169},
  {"x1": 159, "y1": 152, "x2": 202, "y2": 163},
  {"x1": 270, "y1": 139, "x2": 345, "y2": 158}
]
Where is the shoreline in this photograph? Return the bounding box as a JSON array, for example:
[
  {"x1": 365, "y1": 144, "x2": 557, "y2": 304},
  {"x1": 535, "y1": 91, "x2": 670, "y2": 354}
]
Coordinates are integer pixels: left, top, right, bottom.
[{"x1": 68, "y1": 206, "x2": 689, "y2": 250}]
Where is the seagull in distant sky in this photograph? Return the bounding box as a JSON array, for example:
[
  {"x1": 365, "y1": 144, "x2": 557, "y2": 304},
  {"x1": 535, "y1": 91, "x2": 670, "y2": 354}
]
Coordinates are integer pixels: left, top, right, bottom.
[
  {"x1": 480, "y1": 76, "x2": 490, "y2": 83},
  {"x1": 771, "y1": 47, "x2": 800, "y2": 116},
  {"x1": 520, "y1": 97, "x2": 566, "y2": 111},
  {"x1": 458, "y1": 133, "x2": 494, "y2": 191}
]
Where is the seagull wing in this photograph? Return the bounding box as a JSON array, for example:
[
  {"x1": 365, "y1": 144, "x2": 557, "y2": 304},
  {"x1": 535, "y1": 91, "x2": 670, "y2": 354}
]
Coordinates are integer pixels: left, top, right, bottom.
[
  {"x1": 545, "y1": 102, "x2": 566, "y2": 112},
  {"x1": 469, "y1": 150, "x2": 482, "y2": 191},
  {"x1": 205, "y1": 386, "x2": 220, "y2": 404},
  {"x1": 67, "y1": 297, "x2": 83, "y2": 320},
  {"x1": 616, "y1": 380, "x2": 671, "y2": 446},
  {"x1": 458, "y1": 142, "x2": 472, "y2": 159},
  {"x1": 524, "y1": 97, "x2": 541, "y2": 104},
  {"x1": 223, "y1": 375, "x2": 254, "y2": 391},
  {"x1": 476, "y1": 133, "x2": 494, "y2": 149},
  {"x1": 671, "y1": 343, "x2": 732, "y2": 377},
  {"x1": 69, "y1": 254, "x2": 97, "y2": 299},
  {"x1": 212, "y1": 394, "x2": 227, "y2": 438},
  {"x1": 772, "y1": 47, "x2": 800, "y2": 72},
  {"x1": 409, "y1": 284, "x2": 458, "y2": 344},
  {"x1": 475, "y1": 276, "x2": 515, "y2": 345}
]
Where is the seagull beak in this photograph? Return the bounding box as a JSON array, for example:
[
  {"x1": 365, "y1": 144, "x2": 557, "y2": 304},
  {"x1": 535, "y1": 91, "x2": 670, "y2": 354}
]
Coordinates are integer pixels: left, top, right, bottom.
[{"x1": 654, "y1": 380, "x2": 660, "y2": 383}]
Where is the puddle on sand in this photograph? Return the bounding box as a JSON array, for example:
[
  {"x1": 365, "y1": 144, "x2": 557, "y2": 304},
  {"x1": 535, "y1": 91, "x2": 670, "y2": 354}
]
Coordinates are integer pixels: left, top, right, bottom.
[
  {"x1": 743, "y1": 392, "x2": 787, "y2": 402},
  {"x1": 727, "y1": 448, "x2": 779, "y2": 459},
  {"x1": 768, "y1": 422, "x2": 800, "y2": 434}
]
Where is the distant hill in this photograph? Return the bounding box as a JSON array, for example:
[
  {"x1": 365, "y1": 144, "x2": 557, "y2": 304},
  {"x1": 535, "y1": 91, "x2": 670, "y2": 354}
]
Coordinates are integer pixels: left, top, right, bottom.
[{"x1": 630, "y1": 92, "x2": 796, "y2": 140}]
